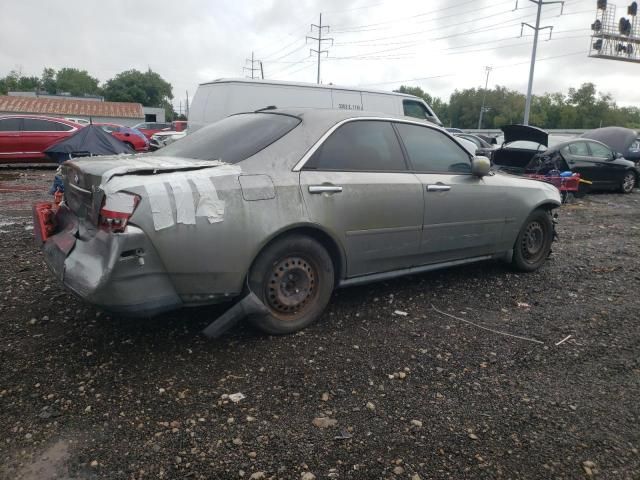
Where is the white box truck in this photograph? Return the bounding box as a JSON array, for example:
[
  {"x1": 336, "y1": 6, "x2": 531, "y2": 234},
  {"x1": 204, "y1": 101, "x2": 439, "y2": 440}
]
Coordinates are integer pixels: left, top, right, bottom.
[{"x1": 188, "y1": 78, "x2": 443, "y2": 133}]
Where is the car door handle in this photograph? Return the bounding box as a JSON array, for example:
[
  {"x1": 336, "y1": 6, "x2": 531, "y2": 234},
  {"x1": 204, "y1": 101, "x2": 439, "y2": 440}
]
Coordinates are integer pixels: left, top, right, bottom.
[
  {"x1": 309, "y1": 185, "x2": 343, "y2": 194},
  {"x1": 426, "y1": 184, "x2": 451, "y2": 192}
]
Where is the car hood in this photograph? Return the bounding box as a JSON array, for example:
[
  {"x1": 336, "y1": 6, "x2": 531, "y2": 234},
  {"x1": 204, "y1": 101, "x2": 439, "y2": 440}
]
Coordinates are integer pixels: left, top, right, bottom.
[
  {"x1": 501, "y1": 124, "x2": 548, "y2": 146},
  {"x1": 581, "y1": 127, "x2": 638, "y2": 157}
]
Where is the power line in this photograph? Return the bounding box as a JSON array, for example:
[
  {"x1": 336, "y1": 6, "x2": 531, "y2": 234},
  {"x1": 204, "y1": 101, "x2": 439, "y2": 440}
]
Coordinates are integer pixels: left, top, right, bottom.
[
  {"x1": 358, "y1": 50, "x2": 586, "y2": 87},
  {"x1": 306, "y1": 13, "x2": 333, "y2": 84}
]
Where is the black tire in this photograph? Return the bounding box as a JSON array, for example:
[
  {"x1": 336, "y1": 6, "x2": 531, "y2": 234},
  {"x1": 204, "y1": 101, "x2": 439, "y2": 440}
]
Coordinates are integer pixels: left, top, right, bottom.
[
  {"x1": 620, "y1": 171, "x2": 636, "y2": 194},
  {"x1": 512, "y1": 209, "x2": 554, "y2": 272},
  {"x1": 248, "y1": 234, "x2": 334, "y2": 335},
  {"x1": 124, "y1": 141, "x2": 135, "y2": 151}
]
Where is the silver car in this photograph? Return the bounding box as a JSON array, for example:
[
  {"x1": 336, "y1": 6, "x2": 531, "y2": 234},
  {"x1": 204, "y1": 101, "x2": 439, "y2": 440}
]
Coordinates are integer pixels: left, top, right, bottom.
[{"x1": 36, "y1": 109, "x2": 561, "y2": 334}]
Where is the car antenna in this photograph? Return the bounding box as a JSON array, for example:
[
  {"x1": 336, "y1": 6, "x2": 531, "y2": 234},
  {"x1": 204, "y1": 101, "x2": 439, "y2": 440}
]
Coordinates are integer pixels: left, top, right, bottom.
[{"x1": 255, "y1": 105, "x2": 277, "y2": 112}]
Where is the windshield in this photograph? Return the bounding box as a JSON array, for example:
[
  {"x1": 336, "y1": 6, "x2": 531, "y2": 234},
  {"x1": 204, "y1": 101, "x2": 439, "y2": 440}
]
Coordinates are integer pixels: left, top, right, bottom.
[
  {"x1": 159, "y1": 113, "x2": 301, "y2": 163},
  {"x1": 505, "y1": 140, "x2": 546, "y2": 151}
]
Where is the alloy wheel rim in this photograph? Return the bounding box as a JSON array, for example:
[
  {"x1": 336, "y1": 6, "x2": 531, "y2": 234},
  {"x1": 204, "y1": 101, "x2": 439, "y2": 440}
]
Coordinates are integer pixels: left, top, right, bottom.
[
  {"x1": 265, "y1": 256, "x2": 317, "y2": 318},
  {"x1": 623, "y1": 173, "x2": 635, "y2": 192}
]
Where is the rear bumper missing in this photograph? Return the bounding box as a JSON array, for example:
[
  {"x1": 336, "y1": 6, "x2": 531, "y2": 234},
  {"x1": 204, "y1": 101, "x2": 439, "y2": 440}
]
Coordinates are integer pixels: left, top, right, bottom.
[{"x1": 40, "y1": 205, "x2": 183, "y2": 316}]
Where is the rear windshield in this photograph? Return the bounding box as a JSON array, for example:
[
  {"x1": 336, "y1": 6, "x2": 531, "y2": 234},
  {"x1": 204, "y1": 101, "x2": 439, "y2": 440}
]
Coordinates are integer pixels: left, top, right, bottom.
[{"x1": 159, "y1": 113, "x2": 300, "y2": 163}]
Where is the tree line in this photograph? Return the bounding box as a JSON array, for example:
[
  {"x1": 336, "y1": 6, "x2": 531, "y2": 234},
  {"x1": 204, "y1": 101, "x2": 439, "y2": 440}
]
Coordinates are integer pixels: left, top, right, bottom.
[
  {"x1": 395, "y1": 84, "x2": 640, "y2": 130},
  {"x1": 0, "y1": 68, "x2": 179, "y2": 119}
]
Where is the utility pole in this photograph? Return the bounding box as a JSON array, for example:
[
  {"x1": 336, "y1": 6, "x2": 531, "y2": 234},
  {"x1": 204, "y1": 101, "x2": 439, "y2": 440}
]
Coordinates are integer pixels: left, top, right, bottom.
[
  {"x1": 243, "y1": 51, "x2": 261, "y2": 79},
  {"x1": 477, "y1": 66, "x2": 493, "y2": 130},
  {"x1": 185, "y1": 90, "x2": 189, "y2": 119},
  {"x1": 306, "y1": 13, "x2": 333, "y2": 84},
  {"x1": 519, "y1": 0, "x2": 564, "y2": 125},
  {"x1": 260, "y1": 61, "x2": 264, "y2": 80}
]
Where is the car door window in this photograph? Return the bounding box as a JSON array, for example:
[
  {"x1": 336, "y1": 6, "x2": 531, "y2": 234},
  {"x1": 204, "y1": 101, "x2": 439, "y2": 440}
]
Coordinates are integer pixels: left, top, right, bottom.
[
  {"x1": 0, "y1": 118, "x2": 22, "y2": 131},
  {"x1": 304, "y1": 120, "x2": 407, "y2": 172},
  {"x1": 395, "y1": 123, "x2": 471, "y2": 173},
  {"x1": 22, "y1": 118, "x2": 62, "y2": 132},
  {"x1": 587, "y1": 142, "x2": 611, "y2": 159},
  {"x1": 568, "y1": 142, "x2": 589, "y2": 156},
  {"x1": 54, "y1": 122, "x2": 73, "y2": 131},
  {"x1": 403, "y1": 100, "x2": 431, "y2": 120}
]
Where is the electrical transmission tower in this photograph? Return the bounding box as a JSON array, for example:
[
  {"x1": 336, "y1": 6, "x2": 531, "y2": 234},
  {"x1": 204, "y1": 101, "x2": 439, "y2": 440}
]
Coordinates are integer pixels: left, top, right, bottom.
[
  {"x1": 306, "y1": 13, "x2": 333, "y2": 84},
  {"x1": 478, "y1": 66, "x2": 493, "y2": 129},
  {"x1": 244, "y1": 51, "x2": 263, "y2": 79},
  {"x1": 518, "y1": 0, "x2": 565, "y2": 125}
]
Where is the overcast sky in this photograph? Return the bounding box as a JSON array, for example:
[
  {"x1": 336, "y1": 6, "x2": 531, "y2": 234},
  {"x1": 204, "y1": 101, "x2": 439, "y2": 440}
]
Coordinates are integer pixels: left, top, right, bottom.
[{"x1": 1, "y1": 0, "x2": 639, "y2": 112}]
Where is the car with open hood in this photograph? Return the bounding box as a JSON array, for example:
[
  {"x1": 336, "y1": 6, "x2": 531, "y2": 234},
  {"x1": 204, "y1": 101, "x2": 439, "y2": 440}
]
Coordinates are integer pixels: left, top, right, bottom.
[
  {"x1": 35, "y1": 109, "x2": 561, "y2": 335},
  {"x1": 493, "y1": 124, "x2": 638, "y2": 193},
  {"x1": 581, "y1": 126, "x2": 640, "y2": 164}
]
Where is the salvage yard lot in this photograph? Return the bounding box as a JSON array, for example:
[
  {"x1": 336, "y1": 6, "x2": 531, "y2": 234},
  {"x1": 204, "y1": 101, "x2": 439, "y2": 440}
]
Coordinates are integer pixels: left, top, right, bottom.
[{"x1": 1, "y1": 169, "x2": 639, "y2": 479}]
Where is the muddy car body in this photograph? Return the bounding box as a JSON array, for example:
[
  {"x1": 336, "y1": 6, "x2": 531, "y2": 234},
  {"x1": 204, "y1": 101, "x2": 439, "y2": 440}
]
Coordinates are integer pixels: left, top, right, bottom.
[{"x1": 37, "y1": 109, "x2": 561, "y2": 334}]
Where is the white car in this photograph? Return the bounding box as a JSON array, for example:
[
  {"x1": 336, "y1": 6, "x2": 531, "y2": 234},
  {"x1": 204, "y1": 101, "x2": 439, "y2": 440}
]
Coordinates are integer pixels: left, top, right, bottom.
[
  {"x1": 149, "y1": 130, "x2": 186, "y2": 150},
  {"x1": 65, "y1": 117, "x2": 90, "y2": 126}
]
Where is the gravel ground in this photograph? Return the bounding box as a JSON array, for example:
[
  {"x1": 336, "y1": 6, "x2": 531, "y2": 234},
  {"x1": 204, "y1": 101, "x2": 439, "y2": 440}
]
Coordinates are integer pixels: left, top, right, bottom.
[{"x1": 1, "y1": 169, "x2": 639, "y2": 480}]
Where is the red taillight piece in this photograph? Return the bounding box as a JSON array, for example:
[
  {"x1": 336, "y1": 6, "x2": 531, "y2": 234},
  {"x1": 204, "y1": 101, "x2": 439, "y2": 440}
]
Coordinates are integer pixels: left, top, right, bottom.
[{"x1": 99, "y1": 192, "x2": 140, "y2": 232}]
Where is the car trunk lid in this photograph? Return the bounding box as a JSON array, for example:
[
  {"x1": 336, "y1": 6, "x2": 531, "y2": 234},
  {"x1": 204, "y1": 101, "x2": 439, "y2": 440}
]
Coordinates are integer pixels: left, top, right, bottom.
[
  {"x1": 62, "y1": 155, "x2": 226, "y2": 224},
  {"x1": 501, "y1": 124, "x2": 548, "y2": 146}
]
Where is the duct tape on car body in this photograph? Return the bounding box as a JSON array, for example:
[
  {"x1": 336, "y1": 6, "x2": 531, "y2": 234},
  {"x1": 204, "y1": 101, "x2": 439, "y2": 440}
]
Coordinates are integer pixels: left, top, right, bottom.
[
  {"x1": 100, "y1": 163, "x2": 242, "y2": 230},
  {"x1": 168, "y1": 176, "x2": 196, "y2": 225},
  {"x1": 144, "y1": 182, "x2": 175, "y2": 230},
  {"x1": 189, "y1": 175, "x2": 225, "y2": 224}
]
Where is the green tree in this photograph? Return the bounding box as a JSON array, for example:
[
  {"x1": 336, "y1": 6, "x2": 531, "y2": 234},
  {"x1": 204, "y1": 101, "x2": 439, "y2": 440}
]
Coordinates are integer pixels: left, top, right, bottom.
[
  {"x1": 54, "y1": 68, "x2": 100, "y2": 96},
  {"x1": 41, "y1": 68, "x2": 57, "y2": 94},
  {"x1": 103, "y1": 69, "x2": 173, "y2": 108}
]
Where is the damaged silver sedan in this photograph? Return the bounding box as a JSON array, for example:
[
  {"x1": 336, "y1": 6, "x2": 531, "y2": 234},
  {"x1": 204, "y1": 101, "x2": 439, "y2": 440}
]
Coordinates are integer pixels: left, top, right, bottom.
[{"x1": 35, "y1": 109, "x2": 561, "y2": 334}]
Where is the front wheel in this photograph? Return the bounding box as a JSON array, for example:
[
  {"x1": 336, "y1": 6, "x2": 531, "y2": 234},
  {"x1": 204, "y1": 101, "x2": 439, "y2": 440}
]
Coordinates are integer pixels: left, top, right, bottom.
[
  {"x1": 620, "y1": 171, "x2": 636, "y2": 194},
  {"x1": 248, "y1": 234, "x2": 334, "y2": 335},
  {"x1": 512, "y1": 209, "x2": 554, "y2": 272}
]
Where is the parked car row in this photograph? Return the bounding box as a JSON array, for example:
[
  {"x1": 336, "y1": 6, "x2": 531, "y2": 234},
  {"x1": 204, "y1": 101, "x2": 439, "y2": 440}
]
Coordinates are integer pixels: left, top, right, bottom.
[
  {"x1": 0, "y1": 114, "x2": 158, "y2": 162},
  {"x1": 492, "y1": 124, "x2": 639, "y2": 194}
]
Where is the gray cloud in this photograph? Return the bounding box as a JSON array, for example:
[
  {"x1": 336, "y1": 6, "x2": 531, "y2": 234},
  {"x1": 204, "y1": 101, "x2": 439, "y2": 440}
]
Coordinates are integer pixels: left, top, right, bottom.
[{"x1": 1, "y1": 0, "x2": 637, "y2": 110}]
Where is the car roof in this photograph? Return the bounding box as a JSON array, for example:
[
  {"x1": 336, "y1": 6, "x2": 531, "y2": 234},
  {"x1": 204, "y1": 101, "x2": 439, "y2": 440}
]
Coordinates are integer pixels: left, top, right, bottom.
[
  {"x1": 200, "y1": 78, "x2": 424, "y2": 101},
  {"x1": 243, "y1": 107, "x2": 443, "y2": 129}
]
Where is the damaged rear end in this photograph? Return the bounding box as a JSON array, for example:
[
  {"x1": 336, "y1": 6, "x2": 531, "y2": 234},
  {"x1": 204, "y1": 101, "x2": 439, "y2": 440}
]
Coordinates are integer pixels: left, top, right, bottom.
[{"x1": 34, "y1": 156, "x2": 239, "y2": 316}]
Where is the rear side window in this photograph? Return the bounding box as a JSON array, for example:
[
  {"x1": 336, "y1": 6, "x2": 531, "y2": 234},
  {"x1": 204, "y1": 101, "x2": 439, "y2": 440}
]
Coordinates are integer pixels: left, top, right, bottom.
[
  {"x1": 568, "y1": 142, "x2": 589, "y2": 156},
  {"x1": 22, "y1": 118, "x2": 70, "y2": 132},
  {"x1": 304, "y1": 120, "x2": 406, "y2": 172},
  {"x1": 0, "y1": 118, "x2": 22, "y2": 131},
  {"x1": 396, "y1": 123, "x2": 471, "y2": 173},
  {"x1": 160, "y1": 113, "x2": 301, "y2": 163}
]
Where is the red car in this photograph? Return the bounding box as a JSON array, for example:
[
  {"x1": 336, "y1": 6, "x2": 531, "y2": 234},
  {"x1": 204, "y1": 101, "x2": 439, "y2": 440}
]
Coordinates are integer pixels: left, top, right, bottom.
[
  {"x1": 0, "y1": 115, "x2": 82, "y2": 162},
  {"x1": 132, "y1": 121, "x2": 172, "y2": 139},
  {"x1": 96, "y1": 123, "x2": 149, "y2": 152}
]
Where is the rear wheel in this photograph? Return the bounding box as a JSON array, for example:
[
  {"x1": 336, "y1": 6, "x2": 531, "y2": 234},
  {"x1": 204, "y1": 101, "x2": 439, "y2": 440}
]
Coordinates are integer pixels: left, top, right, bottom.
[
  {"x1": 124, "y1": 141, "x2": 135, "y2": 151},
  {"x1": 512, "y1": 209, "x2": 554, "y2": 272},
  {"x1": 248, "y1": 235, "x2": 334, "y2": 335},
  {"x1": 620, "y1": 171, "x2": 636, "y2": 194}
]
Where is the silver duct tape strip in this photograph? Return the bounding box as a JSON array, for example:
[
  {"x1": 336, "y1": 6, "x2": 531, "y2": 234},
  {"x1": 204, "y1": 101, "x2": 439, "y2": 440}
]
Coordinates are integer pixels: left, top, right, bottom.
[
  {"x1": 190, "y1": 176, "x2": 225, "y2": 224},
  {"x1": 168, "y1": 177, "x2": 196, "y2": 225},
  {"x1": 144, "y1": 182, "x2": 175, "y2": 230}
]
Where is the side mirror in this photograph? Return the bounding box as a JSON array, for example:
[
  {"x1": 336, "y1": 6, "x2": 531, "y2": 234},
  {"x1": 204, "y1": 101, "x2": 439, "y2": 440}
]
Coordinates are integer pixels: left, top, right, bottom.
[
  {"x1": 614, "y1": 151, "x2": 623, "y2": 159},
  {"x1": 124, "y1": 132, "x2": 130, "y2": 137},
  {"x1": 471, "y1": 156, "x2": 491, "y2": 177}
]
